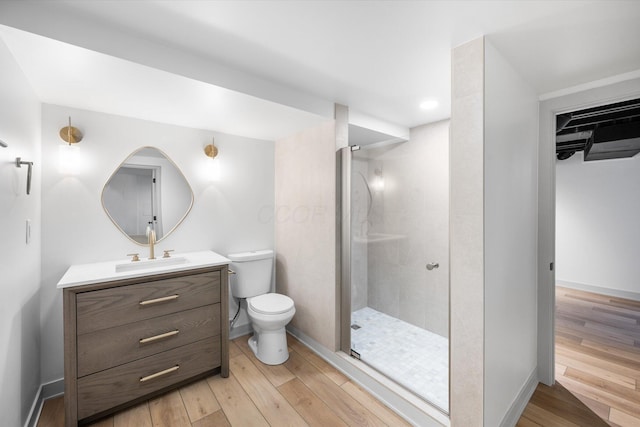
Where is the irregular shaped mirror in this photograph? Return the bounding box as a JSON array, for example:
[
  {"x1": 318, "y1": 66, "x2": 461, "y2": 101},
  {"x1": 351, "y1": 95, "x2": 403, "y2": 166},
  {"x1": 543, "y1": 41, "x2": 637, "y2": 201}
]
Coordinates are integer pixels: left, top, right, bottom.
[{"x1": 102, "y1": 147, "x2": 193, "y2": 245}]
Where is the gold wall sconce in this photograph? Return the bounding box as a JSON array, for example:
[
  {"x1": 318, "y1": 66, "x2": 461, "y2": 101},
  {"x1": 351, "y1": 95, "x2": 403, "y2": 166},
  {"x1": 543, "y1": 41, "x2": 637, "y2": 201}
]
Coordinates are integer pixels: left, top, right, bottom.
[
  {"x1": 59, "y1": 116, "x2": 83, "y2": 174},
  {"x1": 60, "y1": 116, "x2": 83, "y2": 144},
  {"x1": 204, "y1": 142, "x2": 218, "y2": 159}
]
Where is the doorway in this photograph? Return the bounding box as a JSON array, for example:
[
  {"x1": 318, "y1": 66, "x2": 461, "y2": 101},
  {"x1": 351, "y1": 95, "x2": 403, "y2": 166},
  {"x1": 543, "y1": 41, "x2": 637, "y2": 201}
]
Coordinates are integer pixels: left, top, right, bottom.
[
  {"x1": 538, "y1": 78, "x2": 640, "y2": 388},
  {"x1": 103, "y1": 165, "x2": 162, "y2": 243},
  {"x1": 552, "y1": 98, "x2": 640, "y2": 425}
]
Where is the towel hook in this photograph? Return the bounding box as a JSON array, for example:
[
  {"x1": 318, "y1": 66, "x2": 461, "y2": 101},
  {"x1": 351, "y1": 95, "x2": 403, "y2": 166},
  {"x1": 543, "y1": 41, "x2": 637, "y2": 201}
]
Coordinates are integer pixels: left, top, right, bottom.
[{"x1": 15, "y1": 157, "x2": 34, "y2": 195}]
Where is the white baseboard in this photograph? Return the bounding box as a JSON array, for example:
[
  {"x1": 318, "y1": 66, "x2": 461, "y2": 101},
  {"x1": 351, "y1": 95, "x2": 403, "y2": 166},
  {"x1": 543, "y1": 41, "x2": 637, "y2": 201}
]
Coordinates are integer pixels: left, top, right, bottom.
[
  {"x1": 286, "y1": 325, "x2": 448, "y2": 427},
  {"x1": 24, "y1": 378, "x2": 64, "y2": 427},
  {"x1": 557, "y1": 280, "x2": 640, "y2": 302},
  {"x1": 499, "y1": 368, "x2": 538, "y2": 427}
]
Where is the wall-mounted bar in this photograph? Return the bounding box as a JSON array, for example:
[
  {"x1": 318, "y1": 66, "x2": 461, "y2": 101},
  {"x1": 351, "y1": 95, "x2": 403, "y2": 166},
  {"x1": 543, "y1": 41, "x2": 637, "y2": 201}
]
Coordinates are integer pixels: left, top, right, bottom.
[{"x1": 15, "y1": 157, "x2": 34, "y2": 195}]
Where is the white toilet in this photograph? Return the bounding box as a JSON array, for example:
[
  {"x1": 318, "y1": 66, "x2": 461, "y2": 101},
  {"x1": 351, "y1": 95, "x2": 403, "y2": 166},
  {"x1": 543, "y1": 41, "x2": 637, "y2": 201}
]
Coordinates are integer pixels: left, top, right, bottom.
[{"x1": 228, "y1": 249, "x2": 295, "y2": 365}]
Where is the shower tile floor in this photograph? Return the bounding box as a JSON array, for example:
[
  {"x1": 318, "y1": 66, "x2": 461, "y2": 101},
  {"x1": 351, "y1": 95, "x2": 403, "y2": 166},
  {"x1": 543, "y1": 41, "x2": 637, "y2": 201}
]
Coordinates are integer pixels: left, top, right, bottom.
[{"x1": 351, "y1": 307, "x2": 449, "y2": 411}]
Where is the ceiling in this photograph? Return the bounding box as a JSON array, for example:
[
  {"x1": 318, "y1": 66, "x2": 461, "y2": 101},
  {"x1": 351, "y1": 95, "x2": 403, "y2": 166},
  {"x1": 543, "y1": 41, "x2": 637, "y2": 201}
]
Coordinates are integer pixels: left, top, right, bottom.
[
  {"x1": 1, "y1": 1, "x2": 640, "y2": 141},
  {"x1": 0, "y1": 24, "x2": 325, "y2": 141}
]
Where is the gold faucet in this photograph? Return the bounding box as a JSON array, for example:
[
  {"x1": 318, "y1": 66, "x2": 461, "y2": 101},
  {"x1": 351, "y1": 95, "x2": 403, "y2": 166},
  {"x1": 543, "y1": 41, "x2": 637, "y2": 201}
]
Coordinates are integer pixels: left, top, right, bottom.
[{"x1": 148, "y1": 228, "x2": 156, "y2": 259}]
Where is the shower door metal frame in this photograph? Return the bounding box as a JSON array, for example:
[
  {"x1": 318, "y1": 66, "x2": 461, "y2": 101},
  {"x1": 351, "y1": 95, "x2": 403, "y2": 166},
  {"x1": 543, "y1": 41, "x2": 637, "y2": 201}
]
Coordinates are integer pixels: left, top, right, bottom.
[{"x1": 338, "y1": 145, "x2": 360, "y2": 354}]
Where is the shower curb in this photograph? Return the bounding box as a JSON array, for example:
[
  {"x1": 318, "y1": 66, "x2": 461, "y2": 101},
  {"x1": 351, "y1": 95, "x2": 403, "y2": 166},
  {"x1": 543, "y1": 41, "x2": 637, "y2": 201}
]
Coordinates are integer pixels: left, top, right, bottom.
[{"x1": 286, "y1": 325, "x2": 448, "y2": 427}]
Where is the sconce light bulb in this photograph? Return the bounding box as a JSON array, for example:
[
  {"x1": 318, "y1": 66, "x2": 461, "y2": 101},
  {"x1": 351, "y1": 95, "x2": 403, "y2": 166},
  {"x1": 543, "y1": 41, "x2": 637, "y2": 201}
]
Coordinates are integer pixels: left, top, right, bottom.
[
  {"x1": 207, "y1": 156, "x2": 221, "y2": 181},
  {"x1": 59, "y1": 144, "x2": 81, "y2": 175},
  {"x1": 203, "y1": 142, "x2": 220, "y2": 181}
]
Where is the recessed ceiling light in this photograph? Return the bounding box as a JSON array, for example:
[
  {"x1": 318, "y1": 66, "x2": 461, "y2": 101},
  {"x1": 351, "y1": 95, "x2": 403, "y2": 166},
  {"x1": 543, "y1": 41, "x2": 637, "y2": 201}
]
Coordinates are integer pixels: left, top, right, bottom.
[{"x1": 420, "y1": 99, "x2": 439, "y2": 110}]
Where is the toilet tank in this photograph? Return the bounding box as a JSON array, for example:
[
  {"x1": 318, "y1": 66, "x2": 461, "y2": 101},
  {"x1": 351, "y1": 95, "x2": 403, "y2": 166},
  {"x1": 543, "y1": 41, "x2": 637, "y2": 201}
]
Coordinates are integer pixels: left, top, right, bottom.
[{"x1": 227, "y1": 249, "x2": 274, "y2": 298}]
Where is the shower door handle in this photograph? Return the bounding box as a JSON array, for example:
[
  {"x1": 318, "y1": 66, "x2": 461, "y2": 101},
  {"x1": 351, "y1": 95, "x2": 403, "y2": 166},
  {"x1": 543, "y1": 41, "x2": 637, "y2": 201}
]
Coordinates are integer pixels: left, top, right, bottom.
[{"x1": 426, "y1": 262, "x2": 439, "y2": 271}]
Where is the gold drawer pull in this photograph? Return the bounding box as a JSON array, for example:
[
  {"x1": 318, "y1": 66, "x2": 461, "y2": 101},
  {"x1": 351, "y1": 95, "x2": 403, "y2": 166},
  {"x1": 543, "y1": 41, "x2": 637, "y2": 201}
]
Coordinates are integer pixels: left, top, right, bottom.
[
  {"x1": 139, "y1": 294, "x2": 179, "y2": 306},
  {"x1": 139, "y1": 329, "x2": 179, "y2": 344},
  {"x1": 139, "y1": 365, "x2": 179, "y2": 382}
]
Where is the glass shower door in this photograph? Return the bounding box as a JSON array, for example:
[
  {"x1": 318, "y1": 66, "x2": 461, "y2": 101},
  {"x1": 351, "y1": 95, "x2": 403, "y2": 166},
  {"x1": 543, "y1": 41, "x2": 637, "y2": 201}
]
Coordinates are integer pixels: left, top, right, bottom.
[{"x1": 342, "y1": 134, "x2": 449, "y2": 413}]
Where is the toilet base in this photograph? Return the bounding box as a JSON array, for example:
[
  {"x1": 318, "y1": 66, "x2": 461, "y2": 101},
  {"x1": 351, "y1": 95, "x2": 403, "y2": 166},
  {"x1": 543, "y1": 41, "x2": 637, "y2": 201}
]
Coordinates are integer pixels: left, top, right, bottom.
[{"x1": 248, "y1": 328, "x2": 289, "y2": 365}]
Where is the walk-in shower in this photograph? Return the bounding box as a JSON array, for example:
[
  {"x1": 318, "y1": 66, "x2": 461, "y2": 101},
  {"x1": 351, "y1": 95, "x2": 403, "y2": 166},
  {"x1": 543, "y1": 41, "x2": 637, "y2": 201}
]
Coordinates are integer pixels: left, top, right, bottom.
[{"x1": 340, "y1": 121, "x2": 450, "y2": 413}]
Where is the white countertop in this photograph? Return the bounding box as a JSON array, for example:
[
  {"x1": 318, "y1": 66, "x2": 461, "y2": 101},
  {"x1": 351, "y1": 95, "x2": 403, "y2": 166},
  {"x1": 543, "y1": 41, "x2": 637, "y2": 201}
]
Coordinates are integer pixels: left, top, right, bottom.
[{"x1": 57, "y1": 250, "x2": 230, "y2": 289}]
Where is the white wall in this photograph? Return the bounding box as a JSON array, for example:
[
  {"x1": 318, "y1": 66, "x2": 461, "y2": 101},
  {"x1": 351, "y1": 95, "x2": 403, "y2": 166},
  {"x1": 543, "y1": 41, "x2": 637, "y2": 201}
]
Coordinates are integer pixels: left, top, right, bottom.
[
  {"x1": 0, "y1": 38, "x2": 42, "y2": 426},
  {"x1": 40, "y1": 104, "x2": 274, "y2": 383},
  {"x1": 556, "y1": 151, "x2": 640, "y2": 295},
  {"x1": 484, "y1": 40, "x2": 539, "y2": 426}
]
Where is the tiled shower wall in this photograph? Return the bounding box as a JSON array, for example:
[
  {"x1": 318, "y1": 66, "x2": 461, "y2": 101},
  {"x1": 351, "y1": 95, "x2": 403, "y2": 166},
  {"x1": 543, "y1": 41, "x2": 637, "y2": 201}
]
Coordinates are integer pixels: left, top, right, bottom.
[
  {"x1": 275, "y1": 120, "x2": 337, "y2": 350},
  {"x1": 351, "y1": 156, "x2": 369, "y2": 312},
  {"x1": 350, "y1": 120, "x2": 449, "y2": 338}
]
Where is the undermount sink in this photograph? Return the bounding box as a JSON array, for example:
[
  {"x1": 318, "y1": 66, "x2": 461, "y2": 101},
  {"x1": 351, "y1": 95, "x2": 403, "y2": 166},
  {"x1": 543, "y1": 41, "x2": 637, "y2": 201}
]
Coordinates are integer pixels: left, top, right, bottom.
[
  {"x1": 57, "y1": 250, "x2": 231, "y2": 289},
  {"x1": 115, "y1": 256, "x2": 188, "y2": 272}
]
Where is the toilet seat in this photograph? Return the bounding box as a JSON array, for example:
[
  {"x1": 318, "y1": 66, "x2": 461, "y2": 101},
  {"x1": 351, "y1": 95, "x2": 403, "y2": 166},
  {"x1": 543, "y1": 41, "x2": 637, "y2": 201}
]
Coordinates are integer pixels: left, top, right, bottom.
[{"x1": 249, "y1": 293, "x2": 294, "y2": 315}]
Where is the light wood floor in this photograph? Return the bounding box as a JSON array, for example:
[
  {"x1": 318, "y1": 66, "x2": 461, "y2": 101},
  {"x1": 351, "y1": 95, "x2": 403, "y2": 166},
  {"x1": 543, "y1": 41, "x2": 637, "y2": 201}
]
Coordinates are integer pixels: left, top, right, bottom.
[
  {"x1": 40, "y1": 288, "x2": 640, "y2": 427},
  {"x1": 37, "y1": 334, "x2": 411, "y2": 427},
  {"x1": 518, "y1": 286, "x2": 640, "y2": 427}
]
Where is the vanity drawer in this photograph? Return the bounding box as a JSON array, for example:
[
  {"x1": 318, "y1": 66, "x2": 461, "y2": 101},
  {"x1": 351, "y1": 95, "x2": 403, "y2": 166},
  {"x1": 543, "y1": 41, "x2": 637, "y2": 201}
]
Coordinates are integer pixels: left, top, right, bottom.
[
  {"x1": 76, "y1": 271, "x2": 220, "y2": 334},
  {"x1": 77, "y1": 304, "x2": 220, "y2": 377},
  {"x1": 77, "y1": 337, "x2": 220, "y2": 420}
]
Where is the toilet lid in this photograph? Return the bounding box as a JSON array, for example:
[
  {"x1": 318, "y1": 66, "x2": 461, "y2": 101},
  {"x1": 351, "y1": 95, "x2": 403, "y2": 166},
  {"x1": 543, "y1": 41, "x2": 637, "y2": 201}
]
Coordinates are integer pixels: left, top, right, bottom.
[{"x1": 249, "y1": 294, "x2": 294, "y2": 315}]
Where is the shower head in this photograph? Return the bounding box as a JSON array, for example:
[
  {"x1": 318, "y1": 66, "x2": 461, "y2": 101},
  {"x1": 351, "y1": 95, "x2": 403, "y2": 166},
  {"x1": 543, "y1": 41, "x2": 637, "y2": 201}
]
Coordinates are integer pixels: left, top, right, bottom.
[{"x1": 0, "y1": 139, "x2": 7, "y2": 148}]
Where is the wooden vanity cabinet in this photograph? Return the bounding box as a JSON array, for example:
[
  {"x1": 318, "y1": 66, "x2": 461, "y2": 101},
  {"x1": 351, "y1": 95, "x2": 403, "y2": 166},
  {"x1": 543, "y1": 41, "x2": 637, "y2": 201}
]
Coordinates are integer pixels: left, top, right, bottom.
[{"x1": 63, "y1": 266, "x2": 228, "y2": 426}]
